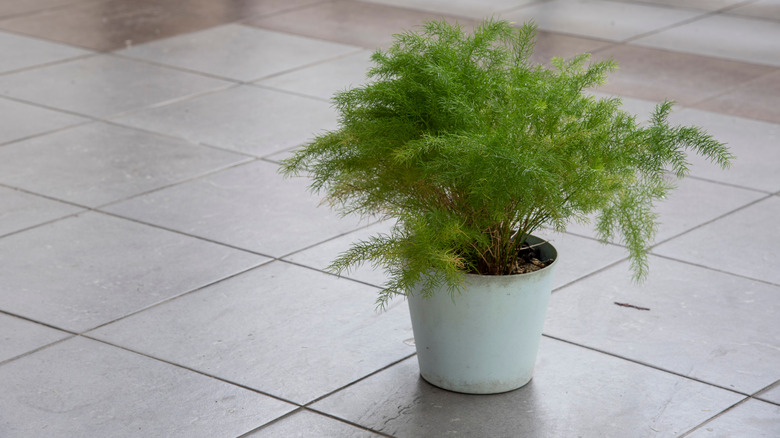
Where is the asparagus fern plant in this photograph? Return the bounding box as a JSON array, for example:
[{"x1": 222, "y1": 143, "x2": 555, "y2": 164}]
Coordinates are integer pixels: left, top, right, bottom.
[{"x1": 281, "y1": 19, "x2": 732, "y2": 308}]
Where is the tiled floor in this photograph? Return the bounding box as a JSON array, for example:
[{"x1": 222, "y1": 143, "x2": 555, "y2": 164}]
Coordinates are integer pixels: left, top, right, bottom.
[{"x1": 0, "y1": 0, "x2": 778, "y2": 436}]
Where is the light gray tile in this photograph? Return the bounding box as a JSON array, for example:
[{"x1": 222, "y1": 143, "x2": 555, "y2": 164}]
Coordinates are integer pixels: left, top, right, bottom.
[
  {"x1": 545, "y1": 256, "x2": 780, "y2": 394},
  {"x1": 0, "y1": 336, "x2": 294, "y2": 438},
  {"x1": 0, "y1": 313, "x2": 69, "y2": 363},
  {"x1": 502, "y1": 0, "x2": 702, "y2": 41},
  {"x1": 0, "y1": 30, "x2": 90, "y2": 74},
  {"x1": 358, "y1": 0, "x2": 541, "y2": 19},
  {"x1": 686, "y1": 399, "x2": 780, "y2": 438},
  {"x1": 536, "y1": 231, "x2": 627, "y2": 288},
  {"x1": 257, "y1": 50, "x2": 374, "y2": 101},
  {"x1": 104, "y1": 160, "x2": 363, "y2": 257},
  {"x1": 728, "y1": 0, "x2": 780, "y2": 21},
  {"x1": 89, "y1": 261, "x2": 415, "y2": 404},
  {"x1": 634, "y1": 14, "x2": 780, "y2": 67},
  {"x1": 757, "y1": 382, "x2": 780, "y2": 405},
  {"x1": 0, "y1": 123, "x2": 250, "y2": 207},
  {"x1": 118, "y1": 24, "x2": 360, "y2": 82},
  {"x1": 653, "y1": 196, "x2": 780, "y2": 285},
  {"x1": 0, "y1": 55, "x2": 230, "y2": 118},
  {"x1": 0, "y1": 187, "x2": 82, "y2": 236},
  {"x1": 609, "y1": 0, "x2": 748, "y2": 11},
  {"x1": 0, "y1": 212, "x2": 267, "y2": 332},
  {"x1": 0, "y1": 97, "x2": 86, "y2": 145},
  {"x1": 312, "y1": 338, "x2": 743, "y2": 437},
  {"x1": 246, "y1": 410, "x2": 383, "y2": 437},
  {"x1": 115, "y1": 85, "x2": 337, "y2": 157},
  {"x1": 565, "y1": 177, "x2": 764, "y2": 243},
  {"x1": 670, "y1": 109, "x2": 780, "y2": 192}
]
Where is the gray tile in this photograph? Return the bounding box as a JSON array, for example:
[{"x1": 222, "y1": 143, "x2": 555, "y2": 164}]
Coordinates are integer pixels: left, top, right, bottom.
[
  {"x1": 545, "y1": 256, "x2": 780, "y2": 394},
  {"x1": 0, "y1": 55, "x2": 230, "y2": 118},
  {"x1": 0, "y1": 336, "x2": 294, "y2": 438},
  {"x1": 0, "y1": 97, "x2": 87, "y2": 145},
  {"x1": 634, "y1": 14, "x2": 780, "y2": 67},
  {"x1": 0, "y1": 30, "x2": 90, "y2": 74},
  {"x1": 0, "y1": 212, "x2": 266, "y2": 332},
  {"x1": 257, "y1": 50, "x2": 374, "y2": 101},
  {"x1": 0, "y1": 313, "x2": 70, "y2": 363},
  {"x1": 535, "y1": 231, "x2": 627, "y2": 288},
  {"x1": 728, "y1": 0, "x2": 780, "y2": 21},
  {"x1": 694, "y1": 70, "x2": 780, "y2": 125},
  {"x1": 0, "y1": 123, "x2": 250, "y2": 207},
  {"x1": 758, "y1": 382, "x2": 780, "y2": 405},
  {"x1": 565, "y1": 177, "x2": 764, "y2": 243},
  {"x1": 104, "y1": 160, "x2": 363, "y2": 257},
  {"x1": 89, "y1": 261, "x2": 415, "y2": 404},
  {"x1": 653, "y1": 196, "x2": 780, "y2": 285},
  {"x1": 0, "y1": 187, "x2": 82, "y2": 236},
  {"x1": 670, "y1": 109, "x2": 780, "y2": 192},
  {"x1": 312, "y1": 338, "x2": 743, "y2": 437},
  {"x1": 115, "y1": 85, "x2": 337, "y2": 157},
  {"x1": 118, "y1": 24, "x2": 360, "y2": 82},
  {"x1": 609, "y1": 0, "x2": 748, "y2": 11},
  {"x1": 246, "y1": 410, "x2": 383, "y2": 437},
  {"x1": 686, "y1": 399, "x2": 780, "y2": 437},
  {"x1": 502, "y1": 0, "x2": 702, "y2": 41},
  {"x1": 358, "y1": 0, "x2": 541, "y2": 19}
]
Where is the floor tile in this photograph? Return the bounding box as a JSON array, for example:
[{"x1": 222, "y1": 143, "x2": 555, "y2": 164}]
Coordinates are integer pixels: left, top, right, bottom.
[
  {"x1": 245, "y1": 409, "x2": 383, "y2": 437},
  {"x1": 686, "y1": 399, "x2": 780, "y2": 437},
  {"x1": 0, "y1": 0, "x2": 105, "y2": 19},
  {"x1": 89, "y1": 261, "x2": 415, "y2": 404},
  {"x1": 115, "y1": 85, "x2": 337, "y2": 157},
  {"x1": 0, "y1": 98, "x2": 87, "y2": 144},
  {"x1": 0, "y1": 123, "x2": 250, "y2": 207},
  {"x1": 312, "y1": 338, "x2": 743, "y2": 437},
  {"x1": 0, "y1": 55, "x2": 231, "y2": 118},
  {"x1": 118, "y1": 24, "x2": 359, "y2": 82},
  {"x1": 103, "y1": 160, "x2": 363, "y2": 257},
  {"x1": 608, "y1": 0, "x2": 748, "y2": 11},
  {"x1": 757, "y1": 382, "x2": 780, "y2": 405},
  {"x1": 529, "y1": 30, "x2": 613, "y2": 65},
  {"x1": 245, "y1": 0, "x2": 474, "y2": 49},
  {"x1": 359, "y1": 0, "x2": 541, "y2": 19},
  {"x1": 0, "y1": 336, "x2": 294, "y2": 437},
  {"x1": 0, "y1": 313, "x2": 70, "y2": 363},
  {"x1": 592, "y1": 44, "x2": 773, "y2": 106},
  {"x1": 633, "y1": 14, "x2": 780, "y2": 67},
  {"x1": 257, "y1": 50, "x2": 374, "y2": 101},
  {"x1": 501, "y1": 0, "x2": 702, "y2": 41},
  {"x1": 176, "y1": 0, "x2": 324, "y2": 22},
  {"x1": 545, "y1": 255, "x2": 780, "y2": 394},
  {"x1": 0, "y1": 30, "x2": 90, "y2": 74},
  {"x1": 670, "y1": 109, "x2": 780, "y2": 192},
  {"x1": 0, "y1": 0, "x2": 224, "y2": 51},
  {"x1": 0, "y1": 187, "x2": 82, "y2": 236},
  {"x1": 565, "y1": 177, "x2": 764, "y2": 244},
  {"x1": 653, "y1": 196, "x2": 780, "y2": 285},
  {"x1": 0, "y1": 211, "x2": 266, "y2": 332},
  {"x1": 728, "y1": 0, "x2": 780, "y2": 21},
  {"x1": 694, "y1": 70, "x2": 780, "y2": 125}
]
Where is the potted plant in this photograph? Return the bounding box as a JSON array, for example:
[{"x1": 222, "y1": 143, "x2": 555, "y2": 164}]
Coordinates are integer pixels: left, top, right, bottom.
[{"x1": 281, "y1": 19, "x2": 732, "y2": 394}]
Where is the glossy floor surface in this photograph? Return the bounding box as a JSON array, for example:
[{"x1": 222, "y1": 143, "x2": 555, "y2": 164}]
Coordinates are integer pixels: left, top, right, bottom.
[{"x1": 1, "y1": 0, "x2": 779, "y2": 436}]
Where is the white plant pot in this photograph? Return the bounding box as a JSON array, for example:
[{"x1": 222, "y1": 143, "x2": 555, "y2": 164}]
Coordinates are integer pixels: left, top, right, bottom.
[{"x1": 407, "y1": 236, "x2": 558, "y2": 394}]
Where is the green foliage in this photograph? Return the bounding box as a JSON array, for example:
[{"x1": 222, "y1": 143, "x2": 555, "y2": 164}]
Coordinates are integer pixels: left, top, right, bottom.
[{"x1": 281, "y1": 19, "x2": 733, "y2": 308}]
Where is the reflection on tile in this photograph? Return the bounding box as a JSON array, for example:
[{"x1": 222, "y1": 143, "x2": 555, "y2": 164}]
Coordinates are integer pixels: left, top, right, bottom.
[
  {"x1": 694, "y1": 70, "x2": 780, "y2": 125},
  {"x1": 104, "y1": 160, "x2": 363, "y2": 257},
  {"x1": 178, "y1": 0, "x2": 324, "y2": 22},
  {"x1": 0, "y1": 212, "x2": 266, "y2": 332},
  {"x1": 89, "y1": 261, "x2": 415, "y2": 404},
  {"x1": 0, "y1": 336, "x2": 294, "y2": 437},
  {"x1": 247, "y1": 410, "x2": 383, "y2": 437},
  {"x1": 546, "y1": 256, "x2": 780, "y2": 394},
  {"x1": 0, "y1": 30, "x2": 90, "y2": 74},
  {"x1": 653, "y1": 196, "x2": 780, "y2": 285},
  {"x1": 0, "y1": 123, "x2": 250, "y2": 207},
  {"x1": 359, "y1": 0, "x2": 541, "y2": 18},
  {"x1": 0, "y1": 98, "x2": 87, "y2": 145},
  {"x1": 0, "y1": 0, "x2": 102, "y2": 19},
  {"x1": 0, "y1": 0, "x2": 224, "y2": 51},
  {"x1": 246, "y1": 0, "x2": 474, "y2": 49},
  {"x1": 312, "y1": 338, "x2": 742, "y2": 436},
  {"x1": 671, "y1": 109, "x2": 780, "y2": 192},
  {"x1": 115, "y1": 85, "x2": 337, "y2": 157},
  {"x1": 0, "y1": 187, "x2": 82, "y2": 236},
  {"x1": 502, "y1": 0, "x2": 702, "y2": 41},
  {"x1": 593, "y1": 45, "x2": 773, "y2": 106},
  {"x1": 118, "y1": 24, "x2": 359, "y2": 82},
  {"x1": 0, "y1": 55, "x2": 230, "y2": 118},
  {"x1": 634, "y1": 14, "x2": 780, "y2": 67},
  {"x1": 530, "y1": 30, "x2": 613, "y2": 65},
  {"x1": 686, "y1": 399, "x2": 780, "y2": 437},
  {"x1": 0, "y1": 313, "x2": 70, "y2": 363}
]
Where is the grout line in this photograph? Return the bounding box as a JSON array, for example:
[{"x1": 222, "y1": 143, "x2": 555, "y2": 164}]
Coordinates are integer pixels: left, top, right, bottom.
[
  {"x1": 0, "y1": 334, "x2": 77, "y2": 368},
  {"x1": 686, "y1": 66, "x2": 780, "y2": 109},
  {"x1": 684, "y1": 174, "x2": 773, "y2": 195},
  {"x1": 0, "y1": 309, "x2": 78, "y2": 335},
  {"x1": 248, "y1": 46, "x2": 367, "y2": 83},
  {"x1": 0, "y1": 51, "x2": 97, "y2": 77},
  {"x1": 280, "y1": 259, "x2": 384, "y2": 292},
  {"x1": 677, "y1": 396, "x2": 752, "y2": 438},
  {"x1": 649, "y1": 252, "x2": 780, "y2": 289},
  {"x1": 234, "y1": 408, "x2": 306, "y2": 438},
  {"x1": 751, "y1": 379, "x2": 780, "y2": 406}
]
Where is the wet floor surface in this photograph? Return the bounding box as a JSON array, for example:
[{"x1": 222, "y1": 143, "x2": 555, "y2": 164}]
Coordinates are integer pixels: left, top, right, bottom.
[{"x1": 1, "y1": 0, "x2": 779, "y2": 436}]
